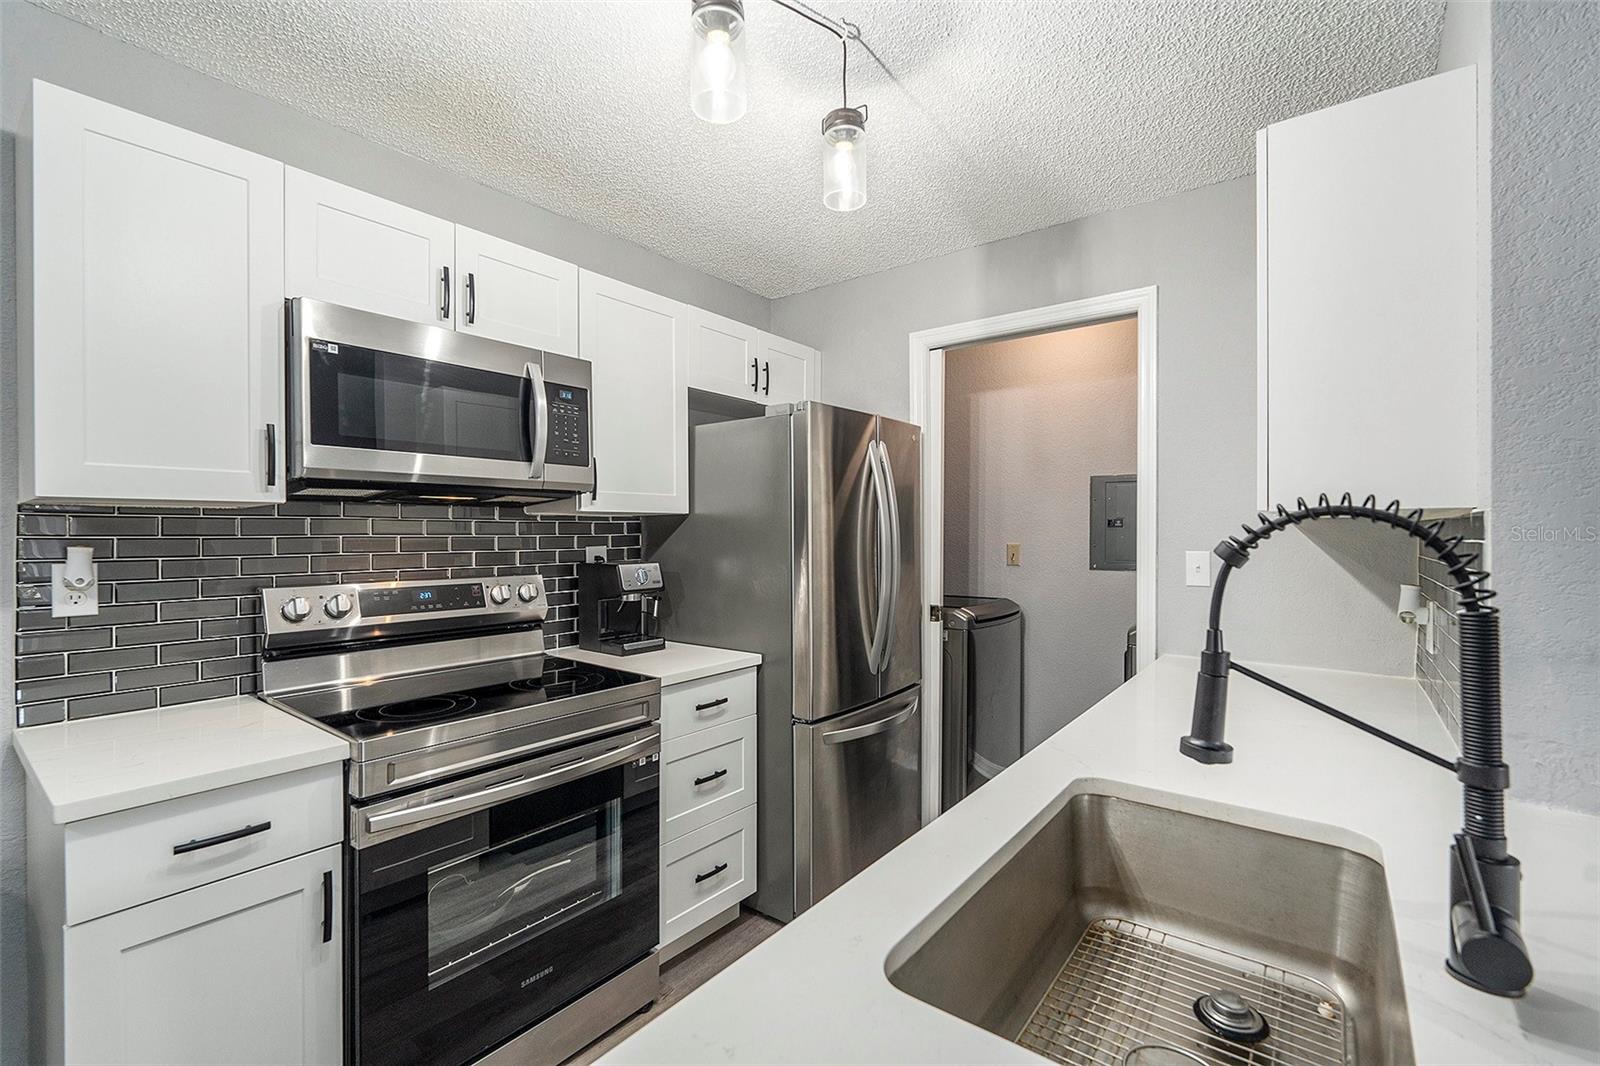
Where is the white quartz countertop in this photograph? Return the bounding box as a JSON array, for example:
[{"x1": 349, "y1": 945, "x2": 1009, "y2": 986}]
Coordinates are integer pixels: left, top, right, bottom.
[
  {"x1": 604, "y1": 655, "x2": 1600, "y2": 1065},
  {"x1": 560, "y1": 641, "x2": 760, "y2": 687},
  {"x1": 13, "y1": 695, "x2": 348, "y2": 824}
]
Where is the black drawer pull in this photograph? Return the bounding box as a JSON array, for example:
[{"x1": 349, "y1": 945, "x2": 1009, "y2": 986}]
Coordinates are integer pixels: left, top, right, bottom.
[
  {"x1": 173, "y1": 821, "x2": 272, "y2": 855},
  {"x1": 693, "y1": 768, "x2": 729, "y2": 787},
  {"x1": 321, "y1": 869, "x2": 333, "y2": 943},
  {"x1": 694, "y1": 861, "x2": 729, "y2": 884},
  {"x1": 694, "y1": 697, "x2": 730, "y2": 712}
]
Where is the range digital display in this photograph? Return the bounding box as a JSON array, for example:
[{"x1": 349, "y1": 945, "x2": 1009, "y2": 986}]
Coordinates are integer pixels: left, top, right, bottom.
[{"x1": 359, "y1": 583, "x2": 484, "y2": 616}]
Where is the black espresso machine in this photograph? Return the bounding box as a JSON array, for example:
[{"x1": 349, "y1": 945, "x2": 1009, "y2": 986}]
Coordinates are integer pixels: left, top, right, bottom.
[{"x1": 578, "y1": 562, "x2": 666, "y2": 655}]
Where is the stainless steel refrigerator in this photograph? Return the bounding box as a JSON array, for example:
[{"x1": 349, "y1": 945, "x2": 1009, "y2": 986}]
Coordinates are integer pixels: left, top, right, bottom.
[{"x1": 649, "y1": 402, "x2": 922, "y2": 921}]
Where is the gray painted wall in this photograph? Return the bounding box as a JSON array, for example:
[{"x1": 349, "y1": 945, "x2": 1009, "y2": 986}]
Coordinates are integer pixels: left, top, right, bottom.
[
  {"x1": 0, "y1": 6, "x2": 771, "y2": 1060},
  {"x1": 770, "y1": 176, "x2": 1425, "y2": 682},
  {"x1": 943, "y1": 320, "x2": 1138, "y2": 748},
  {"x1": 1487, "y1": 1, "x2": 1599, "y2": 814}
]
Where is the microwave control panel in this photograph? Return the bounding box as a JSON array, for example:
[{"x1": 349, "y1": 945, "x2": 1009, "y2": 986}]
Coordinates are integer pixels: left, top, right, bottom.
[{"x1": 545, "y1": 382, "x2": 591, "y2": 468}]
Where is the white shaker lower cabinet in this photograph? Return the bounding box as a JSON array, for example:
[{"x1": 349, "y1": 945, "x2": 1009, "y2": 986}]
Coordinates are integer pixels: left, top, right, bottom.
[
  {"x1": 62, "y1": 846, "x2": 342, "y2": 1066},
  {"x1": 454, "y1": 225, "x2": 580, "y2": 355},
  {"x1": 285, "y1": 166, "x2": 456, "y2": 327},
  {"x1": 1258, "y1": 66, "x2": 1479, "y2": 510},
  {"x1": 28, "y1": 764, "x2": 344, "y2": 1066},
  {"x1": 23, "y1": 80, "x2": 286, "y2": 505},
  {"x1": 578, "y1": 270, "x2": 691, "y2": 514},
  {"x1": 657, "y1": 667, "x2": 759, "y2": 956}
]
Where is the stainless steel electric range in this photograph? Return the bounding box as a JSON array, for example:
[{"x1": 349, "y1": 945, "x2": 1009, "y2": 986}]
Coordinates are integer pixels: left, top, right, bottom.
[{"x1": 259, "y1": 573, "x2": 662, "y2": 1066}]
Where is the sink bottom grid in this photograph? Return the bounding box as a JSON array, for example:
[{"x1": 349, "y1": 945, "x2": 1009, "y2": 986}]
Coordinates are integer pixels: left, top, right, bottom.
[{"x1": 1017, "y1": 917, "x2": 1350, "y2": 1066}]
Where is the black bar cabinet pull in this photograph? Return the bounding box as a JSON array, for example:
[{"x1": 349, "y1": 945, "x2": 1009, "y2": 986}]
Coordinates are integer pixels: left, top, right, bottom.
[
  {"x1": 264, "y1": 424, "x2": 276, "y2": 488},
  {"x1": 173, "y1": 820, "x2": 272, "y2": 855},
  {"x1": 750, "y1": 356, "x2": 759, "y2": 392},
  {"x1": 440, "y1": 265, "x2": 451, "y2": 319},
  {"x1": 694, "y1": 862, "x2": 729, "y2": 884},
  {"x1": 693, "y1": 768, "x2": 729, "y2": 787},
  {"x1": 465, "y1": 272, "x2": 476, "y2": 324},
  {"x1": 694, "y1": 697, "x2": 729, "y2": 712},
  {"x1": 762, "y1": 360, "x2": 771, "y2": 395},
  {"x1": 321, "y1": 870, "x2": 333, "y2": 943}
]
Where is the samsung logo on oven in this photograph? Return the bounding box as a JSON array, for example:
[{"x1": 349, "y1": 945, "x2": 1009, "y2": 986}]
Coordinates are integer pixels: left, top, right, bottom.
[{"x1": 520, "y1": 966, "x2": 555, "y2": 989}]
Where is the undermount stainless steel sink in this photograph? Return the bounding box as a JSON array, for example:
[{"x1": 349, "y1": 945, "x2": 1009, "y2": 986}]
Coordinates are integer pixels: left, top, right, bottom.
[{"x1": 887, "y1": 784, "x2": 1414, "y2": 1065}]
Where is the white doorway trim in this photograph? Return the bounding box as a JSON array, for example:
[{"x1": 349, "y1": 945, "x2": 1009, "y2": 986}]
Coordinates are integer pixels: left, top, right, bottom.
[{"x1": 907, "y1": 286, "x2": 1159, "y2": 823}]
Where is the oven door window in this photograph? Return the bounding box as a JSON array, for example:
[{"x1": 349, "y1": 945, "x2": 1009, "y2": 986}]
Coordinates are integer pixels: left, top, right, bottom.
[
  {"x1": 426, "y1": 804, "x2": 619, "y2": 989},
  {"x1": 308, "y1": 339, "x2": 530, "y2": 462},
  {"x1": 352, "y1": 761, "x2": 657, "y2": 1066}
]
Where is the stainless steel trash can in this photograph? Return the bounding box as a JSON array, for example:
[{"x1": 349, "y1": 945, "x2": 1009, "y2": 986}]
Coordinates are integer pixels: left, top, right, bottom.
[{"x1": 940, "y1": 596, "x2": 1023, "y2": 811}]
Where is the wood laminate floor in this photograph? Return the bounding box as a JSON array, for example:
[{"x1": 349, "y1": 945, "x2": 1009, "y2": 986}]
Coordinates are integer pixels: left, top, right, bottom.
[{"x1": 565, "y1": 910, "x2": 783, "y2": 1065}]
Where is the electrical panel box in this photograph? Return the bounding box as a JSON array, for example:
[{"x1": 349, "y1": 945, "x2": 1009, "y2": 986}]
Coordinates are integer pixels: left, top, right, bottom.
[{"x1": 1090, "y1": 474, "x2": 1137, "y2": 571}]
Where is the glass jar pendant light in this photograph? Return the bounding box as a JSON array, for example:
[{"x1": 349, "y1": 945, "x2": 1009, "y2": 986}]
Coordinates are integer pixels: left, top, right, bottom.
[
  {"x1": 821, "y1": 105, "x2": 866, "y2": 212},
  {"x1": 689, "y1": 0, "x2": 748, "y2": 125}
]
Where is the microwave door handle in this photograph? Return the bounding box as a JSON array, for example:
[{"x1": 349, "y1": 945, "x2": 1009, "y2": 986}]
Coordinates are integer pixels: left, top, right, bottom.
[{"x1": 525, "y1": 361, "x2": 549, "y2": 478}]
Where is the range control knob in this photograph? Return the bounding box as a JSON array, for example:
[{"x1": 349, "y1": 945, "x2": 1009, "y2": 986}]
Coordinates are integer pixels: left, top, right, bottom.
[
  {"x1": 324, "y1": 594, "x2": 354, "y2": 620},
  {"x1": 489, "y1": 583, "x2": 513, "y2": 605},
  {"x1": 635, "y1": 568, "x2": 651, "y2": 585},
  {"x1": 280, "y1": 596, "x2": 311, "y2": 623},
  {"x1": 516, "y1": 582, "x2": 538, "y2": 603}
]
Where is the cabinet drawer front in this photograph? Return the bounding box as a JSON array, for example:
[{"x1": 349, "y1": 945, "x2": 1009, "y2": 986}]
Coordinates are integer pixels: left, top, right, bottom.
[
  {"x1": 64, "y1": 764, "x2": 343, "y2": 925},
  {"x1": 661, "y1": 716, "x2": 756, "y2": 843},
  {"x1": 661, "y1": 668, "x2": 756, "y2": 741},
  {"x1": 660, "y1": 806, "x2": 757, "y2": 947}
]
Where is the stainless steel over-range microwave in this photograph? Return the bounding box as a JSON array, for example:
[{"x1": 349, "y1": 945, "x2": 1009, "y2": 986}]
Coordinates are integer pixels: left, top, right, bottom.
[{"x1": 286, "y1": 298, "x2": 594, "y2": 502}]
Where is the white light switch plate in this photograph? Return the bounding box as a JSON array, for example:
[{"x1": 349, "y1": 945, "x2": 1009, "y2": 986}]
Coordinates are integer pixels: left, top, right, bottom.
[{"x1": 1185, "y1": 551, "x2": 1211, "y2": 587}]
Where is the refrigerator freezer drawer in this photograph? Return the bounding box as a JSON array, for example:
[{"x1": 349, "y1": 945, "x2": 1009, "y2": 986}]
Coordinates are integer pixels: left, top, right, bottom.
[{"x1": 793, "y1": 685, "x2": 923, "y2": 914}]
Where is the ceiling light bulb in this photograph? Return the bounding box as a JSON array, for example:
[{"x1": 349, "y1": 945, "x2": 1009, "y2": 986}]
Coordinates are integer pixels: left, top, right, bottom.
[
  {"x1": 690, "y1": 0, "x2": 748, "y2": 125},
  {"x1": 821, "y1": 107, "x2": 867, "y2": 212}
]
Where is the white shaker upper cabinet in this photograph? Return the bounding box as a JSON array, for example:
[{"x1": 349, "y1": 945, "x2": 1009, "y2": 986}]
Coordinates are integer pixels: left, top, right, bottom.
[
  {"x1": 454, "y1": 226, "x2": 579, "y2": 355},
  {"x1": 285, "y1": 167, "x2": 455, "y2": 327},
  {"x1": 687, "y1": 307, "x2": 763, "y2": 401},
  {"x1": 1258, "y1": 66, "x2": 1479, "y2": 511},
  {"x1": 579, "y1": 271, "x2": 690, "y2": 514},
  {"x1": 23, "y1": 80, "x2": 285, "y2": 505},
  {"x1": 757, "y1": 332, "x2": 817, "y2": 407}
]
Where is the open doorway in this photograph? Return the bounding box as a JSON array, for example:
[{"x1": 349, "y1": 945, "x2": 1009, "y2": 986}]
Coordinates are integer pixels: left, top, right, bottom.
[
  {"x1": 908, "y1": 287, "x2": 1158, "y2": 821},
  {"x1": 942, "y1": 316, "x2": 1140, "y2": 801}
]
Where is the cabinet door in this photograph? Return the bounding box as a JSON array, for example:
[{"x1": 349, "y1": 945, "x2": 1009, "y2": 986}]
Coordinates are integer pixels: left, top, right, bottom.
[
  {"x1": 455, "y1": 225, "x2": 579, "y2": 355},
  {"x1": 1260, "y1": 67, "x2": 1478, "y2": 510},
  {"x1": 64, "y1": 845, "x2": 342, "y2": 1066},
  {"x1": 758, "y1": 332, "x2": 817, "y2": 406},
  {"x1": 285, "y1": 167, "x2": 454, "y2": 326},
  {"x1": 687, "y1": 306, "x2": 762, "y2": 401},
  {"x1": 578, "y1": 270, "x2": 690, "y2": 514},
  {"x1": 25, "y1": 80, "x2": 285, "y2": 504}
]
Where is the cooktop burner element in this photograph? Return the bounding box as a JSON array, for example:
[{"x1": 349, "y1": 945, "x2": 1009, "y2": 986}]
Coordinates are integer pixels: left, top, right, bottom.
[{"x1": 356, "y1": 694, "x2": 478, "y2": 724}]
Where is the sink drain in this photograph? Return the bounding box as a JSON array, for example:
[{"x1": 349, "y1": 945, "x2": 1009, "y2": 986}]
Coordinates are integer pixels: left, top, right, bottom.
[{"x1": 1193, "y1": 988, "x2": 1270, "y2": 1043}]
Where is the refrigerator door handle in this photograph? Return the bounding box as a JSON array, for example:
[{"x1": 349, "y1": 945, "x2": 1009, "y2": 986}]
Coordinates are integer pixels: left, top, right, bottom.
[
  {"x1": 821, "y1": 691, "x2": 919, "y2": 745},
  {"x1": 876, "y1": 439, "x2": 902, "y2": 668},
  {"x1": 866, "y1": 440, "x2": 893, "y2": 674}
]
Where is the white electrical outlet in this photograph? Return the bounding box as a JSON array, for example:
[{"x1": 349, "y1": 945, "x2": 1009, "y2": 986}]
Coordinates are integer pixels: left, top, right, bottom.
[
  {"x1": 51, "y1": 560, "x2": 100, "y2": 617},
  {"x1": 586, "y1": 546, "x2": 609, "y2": 563},
  {"x1": 1185, "y1": 551, "x2": 1211, "y2": 587}
]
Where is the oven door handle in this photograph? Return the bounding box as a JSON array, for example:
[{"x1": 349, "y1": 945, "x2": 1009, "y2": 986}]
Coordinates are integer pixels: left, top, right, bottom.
[
  {"x1": 526, "y1": 360, "x2": 550, "y2": 479},
  {"x1": 363, "y1": 732, "x2": 656, "y2": 837}
]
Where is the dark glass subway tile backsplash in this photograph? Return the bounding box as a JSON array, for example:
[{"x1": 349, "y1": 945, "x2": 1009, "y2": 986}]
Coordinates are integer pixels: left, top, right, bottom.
[{"x1": 14, "y1": 500, "x2": 643, "y2": 726}]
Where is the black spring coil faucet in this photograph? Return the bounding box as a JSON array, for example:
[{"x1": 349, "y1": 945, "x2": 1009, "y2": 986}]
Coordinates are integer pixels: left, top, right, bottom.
[{"x1": 1180, "y1": 493, "x2": 1533, "y2": 997}]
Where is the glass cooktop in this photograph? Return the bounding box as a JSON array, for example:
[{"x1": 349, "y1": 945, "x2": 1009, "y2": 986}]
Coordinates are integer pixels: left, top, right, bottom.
[{"x1": 284, "y1": 655, "x2": 654, "y2": 742}]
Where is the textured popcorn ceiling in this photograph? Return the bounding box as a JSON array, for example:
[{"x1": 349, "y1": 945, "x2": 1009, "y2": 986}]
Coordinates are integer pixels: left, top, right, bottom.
[{"x1": 33, "y1": 0, "x2": 1443, "y2": 298}]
